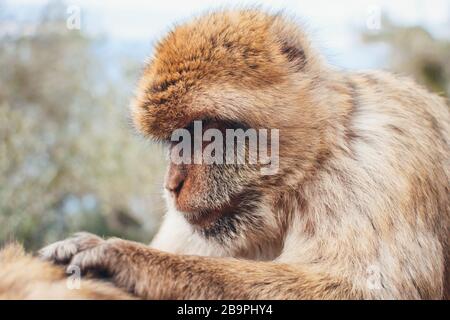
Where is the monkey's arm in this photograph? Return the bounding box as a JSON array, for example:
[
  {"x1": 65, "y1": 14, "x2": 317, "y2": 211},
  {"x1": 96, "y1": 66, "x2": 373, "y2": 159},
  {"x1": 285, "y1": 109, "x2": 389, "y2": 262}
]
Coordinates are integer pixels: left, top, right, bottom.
[{"x1": 40, "y1": 233, "x2": 359, "y2": 299}]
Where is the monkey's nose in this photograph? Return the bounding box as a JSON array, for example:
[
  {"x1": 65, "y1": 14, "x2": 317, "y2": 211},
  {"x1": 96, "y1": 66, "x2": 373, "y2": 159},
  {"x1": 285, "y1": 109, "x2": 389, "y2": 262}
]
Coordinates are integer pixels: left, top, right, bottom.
[
  {"x1": 165, "y1": 166, "x2": 186, "y2": 196},
  {"x1": 166, "y1": 179, "x2": 184, "y2": 196}
]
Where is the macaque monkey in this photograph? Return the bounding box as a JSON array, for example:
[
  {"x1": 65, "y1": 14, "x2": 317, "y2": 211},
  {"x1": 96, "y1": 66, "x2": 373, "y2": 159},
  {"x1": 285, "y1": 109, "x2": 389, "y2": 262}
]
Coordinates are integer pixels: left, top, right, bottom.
[{"x1": 39, "y1": 10, "x2": 449, "y2": 299}]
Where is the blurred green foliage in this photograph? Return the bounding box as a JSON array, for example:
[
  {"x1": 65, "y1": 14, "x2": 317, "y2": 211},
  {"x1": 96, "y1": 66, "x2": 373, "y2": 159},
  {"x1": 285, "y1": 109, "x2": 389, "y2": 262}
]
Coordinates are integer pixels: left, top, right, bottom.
[
  {"x1": 363, "y1": 18, "x2": 450, "y2": 98},
  {"x1": 0, "y1": 2, "x2": 166, "y2": 250}
]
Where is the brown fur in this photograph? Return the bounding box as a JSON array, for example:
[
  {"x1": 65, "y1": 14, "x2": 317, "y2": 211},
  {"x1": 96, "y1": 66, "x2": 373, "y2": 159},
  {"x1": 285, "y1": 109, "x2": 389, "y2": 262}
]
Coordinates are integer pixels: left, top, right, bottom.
[
  {"x1": 0, "y1": 243, "x2": 133, "y2": 299},
  {"x1": 6, "y1": 9, "x2": 449, "y2": 300}
]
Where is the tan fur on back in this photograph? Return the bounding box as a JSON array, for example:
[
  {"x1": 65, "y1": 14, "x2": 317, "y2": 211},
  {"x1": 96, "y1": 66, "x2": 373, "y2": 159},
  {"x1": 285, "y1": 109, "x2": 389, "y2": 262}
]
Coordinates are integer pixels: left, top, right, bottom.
[{"x1": 0, "y1": 244, "x2": 133, "y2": 299}]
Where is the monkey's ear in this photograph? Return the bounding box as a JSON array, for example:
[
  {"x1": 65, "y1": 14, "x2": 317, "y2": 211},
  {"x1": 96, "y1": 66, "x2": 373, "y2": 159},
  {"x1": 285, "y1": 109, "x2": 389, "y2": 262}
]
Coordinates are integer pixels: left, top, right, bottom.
[
  {"x1": 279, "y1": 42, "x2": 306, "y2": 72},
  {"x1": 271, "y1": 15, "x2": 310, "y2": 72}
]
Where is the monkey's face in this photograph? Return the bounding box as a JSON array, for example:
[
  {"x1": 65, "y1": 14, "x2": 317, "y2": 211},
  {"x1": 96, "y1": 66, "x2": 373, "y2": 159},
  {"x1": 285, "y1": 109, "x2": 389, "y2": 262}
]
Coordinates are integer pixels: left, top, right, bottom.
[{"x1": 164, "y1": 120, "x2": 264, "y2": 229}]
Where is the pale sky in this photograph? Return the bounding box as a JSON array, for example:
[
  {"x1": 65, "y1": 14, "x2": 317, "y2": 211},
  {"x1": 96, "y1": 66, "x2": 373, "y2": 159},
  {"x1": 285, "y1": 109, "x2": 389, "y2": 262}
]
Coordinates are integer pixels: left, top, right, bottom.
[{"x1": 3, "y1": 0, "x2": 450, "y2": 69}]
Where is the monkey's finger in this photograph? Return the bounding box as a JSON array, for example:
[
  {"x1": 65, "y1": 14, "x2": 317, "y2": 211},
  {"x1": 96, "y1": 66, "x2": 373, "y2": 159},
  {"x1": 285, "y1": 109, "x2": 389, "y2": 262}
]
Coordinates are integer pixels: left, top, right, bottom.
[
  {"x1": 39, "y1": 239, "x2": 78, "y2": 264},
  {"x1": 68, "y1": 243, "x2": 112, "y2": 275},
  {"x1": 39, "y1": 232, "x2": 104, "y2": 264},
  {"x1": 71, "y1": 232, "x2": 104, "y2": 251}
]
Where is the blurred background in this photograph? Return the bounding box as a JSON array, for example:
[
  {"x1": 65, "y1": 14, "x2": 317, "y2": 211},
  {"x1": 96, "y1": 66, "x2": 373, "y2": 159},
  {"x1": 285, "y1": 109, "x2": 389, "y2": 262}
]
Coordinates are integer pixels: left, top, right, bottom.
[{"x1": 0, "y1": 0, "x2": 449, "y2": 250}]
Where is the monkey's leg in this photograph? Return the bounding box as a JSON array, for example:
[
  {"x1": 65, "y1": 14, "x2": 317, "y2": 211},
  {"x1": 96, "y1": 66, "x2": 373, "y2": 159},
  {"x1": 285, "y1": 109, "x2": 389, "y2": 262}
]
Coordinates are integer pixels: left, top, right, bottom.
[{"x1": 41, "y1": 233, "x2": 360, "y2": 299}]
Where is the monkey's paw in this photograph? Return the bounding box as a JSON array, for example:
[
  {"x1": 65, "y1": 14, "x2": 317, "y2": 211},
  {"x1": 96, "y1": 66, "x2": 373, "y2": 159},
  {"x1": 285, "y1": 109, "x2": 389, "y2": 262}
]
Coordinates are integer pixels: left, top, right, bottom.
[
  {"x1": 39, "y1": 232, "x2": 144, "y2": 284},
  {"x1": 39, "y1": 232, "x2": 104, "y2": 264}
]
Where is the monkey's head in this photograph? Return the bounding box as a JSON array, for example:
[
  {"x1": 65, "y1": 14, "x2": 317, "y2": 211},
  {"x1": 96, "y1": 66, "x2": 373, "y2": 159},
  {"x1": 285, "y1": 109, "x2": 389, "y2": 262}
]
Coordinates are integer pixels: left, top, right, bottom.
[{"x1": 131, "y1": 10, "x2": 330, "y2": 247}]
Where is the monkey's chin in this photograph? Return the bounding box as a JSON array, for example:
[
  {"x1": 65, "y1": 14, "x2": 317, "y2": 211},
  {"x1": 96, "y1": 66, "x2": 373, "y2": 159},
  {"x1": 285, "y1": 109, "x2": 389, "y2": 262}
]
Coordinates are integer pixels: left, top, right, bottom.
[
  {"x1": 177, "y1": 194, "x2": 246, "y2": 229},
  {"x1": 176, "y1": 190, "x2": 260, "y2": 229},
  {"x1": 181, "y1": 203, "x2": 235, "y2": 228}
]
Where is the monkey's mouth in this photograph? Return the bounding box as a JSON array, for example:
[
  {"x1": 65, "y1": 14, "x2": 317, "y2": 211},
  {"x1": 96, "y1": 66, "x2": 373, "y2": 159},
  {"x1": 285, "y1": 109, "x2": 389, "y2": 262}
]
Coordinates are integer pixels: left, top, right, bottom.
[
  {"x1": 180, "y1": 191, "x2": 261, "y2": 229},
  {"x1": 182, "y1": 197, "x2": 240, "y2": 228}
]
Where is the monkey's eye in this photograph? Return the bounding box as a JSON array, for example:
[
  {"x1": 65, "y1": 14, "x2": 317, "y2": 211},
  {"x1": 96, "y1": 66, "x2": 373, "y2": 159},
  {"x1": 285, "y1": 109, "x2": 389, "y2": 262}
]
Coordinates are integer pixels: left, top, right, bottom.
[
  {"x1": 165, "y1": 119, "x2": 250, "y2": 147},
  {"x1": 183, "y1": 118, "x2": 250, "y2": 131},
  {"x1": 223, "y1": 120, "x2": 249, "y2": 131}
]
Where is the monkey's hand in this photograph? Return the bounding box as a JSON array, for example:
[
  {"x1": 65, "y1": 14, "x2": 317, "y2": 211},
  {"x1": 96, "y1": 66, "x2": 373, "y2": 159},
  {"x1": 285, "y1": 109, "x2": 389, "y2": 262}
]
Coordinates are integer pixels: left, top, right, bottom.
[
  {"x1": 39, "y1": 232, "x2": 149, "y2": 291},
  {"x1": 39, "y1": 232, "x2": 104, "y2": 264}
]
